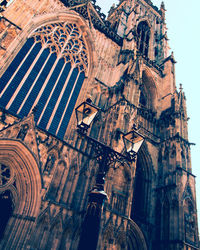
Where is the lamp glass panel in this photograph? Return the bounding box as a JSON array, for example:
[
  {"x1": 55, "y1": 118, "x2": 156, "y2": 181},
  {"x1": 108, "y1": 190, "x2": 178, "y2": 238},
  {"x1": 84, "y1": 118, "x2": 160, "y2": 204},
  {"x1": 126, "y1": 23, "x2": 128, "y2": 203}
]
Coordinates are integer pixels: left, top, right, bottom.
[
  {"x1": 76, "y1": 102, "x2": 98, "y2": 127},
  {"x1": 124, "y1": 131, "x2": 144, "y2": 154},
  {"x1": 132, "y1": 139, "x2": 144, "y2": 153}
]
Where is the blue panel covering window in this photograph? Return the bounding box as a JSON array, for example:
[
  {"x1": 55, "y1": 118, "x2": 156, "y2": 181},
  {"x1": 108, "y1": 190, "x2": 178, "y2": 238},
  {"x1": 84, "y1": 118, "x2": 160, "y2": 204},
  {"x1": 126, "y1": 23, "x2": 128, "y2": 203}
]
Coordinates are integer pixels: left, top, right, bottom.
[
  {"x1": 31, "y1": 53, "x2": 57, "y2": 122},
  {"x1": 18, "y1": 52, "x2": 57, "y2": 117},
  {"x1": 9, "y1": 48, "x2": 50, "y2": 114},
  {"x1": 48, "y1": 67, "x2": 79, "y2": 135},
  {"x1": 57, "y1": 71, "x2": 85, "y2": 139},
  {"x1": 0, "y1": 42, "x2": 42, "y2": 107},
  {"x1": 0, "y1": 38, "x2": 34, "y2": 93},
  {"x1": 37, "y1": 57, "x2": 65, "y2": 128}
]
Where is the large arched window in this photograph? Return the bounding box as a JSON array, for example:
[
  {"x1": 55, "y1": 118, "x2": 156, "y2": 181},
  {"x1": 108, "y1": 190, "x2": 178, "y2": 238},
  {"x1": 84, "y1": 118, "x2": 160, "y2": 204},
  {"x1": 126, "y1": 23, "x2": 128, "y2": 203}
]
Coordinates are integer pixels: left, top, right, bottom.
[
  {"x1": 137, "y1": 21, "x2": 150, "y2": 57},
  {"x1": 131, "y1": 150, "x2": 152, "y2": 226},
  {"x1": 0, "y1": 22, "x2": 88, "y2": 139},
  {"x1": 131, "y1": 157, "x2": 148, "y2": 222},
  {"x1": 139, "y1": 70, "x2": 157, "y2": 111}
]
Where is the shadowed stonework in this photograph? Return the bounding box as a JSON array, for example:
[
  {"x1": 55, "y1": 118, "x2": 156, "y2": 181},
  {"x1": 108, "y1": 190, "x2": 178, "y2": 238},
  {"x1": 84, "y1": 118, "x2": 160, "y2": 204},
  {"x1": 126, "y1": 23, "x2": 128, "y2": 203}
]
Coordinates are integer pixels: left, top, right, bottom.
[{"x1": 0, "y1": 0, "x2": 199, "y2": 249}]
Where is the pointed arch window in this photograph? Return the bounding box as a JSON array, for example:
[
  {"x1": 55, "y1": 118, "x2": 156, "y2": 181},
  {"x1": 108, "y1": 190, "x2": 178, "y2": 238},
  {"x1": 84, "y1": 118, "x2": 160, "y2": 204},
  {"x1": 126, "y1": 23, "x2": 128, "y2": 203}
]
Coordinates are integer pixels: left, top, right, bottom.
[
  {"x1": 0, "y1": 22, "x2": 88, "y2": 139},
  {"x1": 137, "y1": 21, "x2": 150, "y2": 57},
  {"x1": 163, "y1": 197, "x2": 170, "y2": 241},
  {"x1": 131, "y1": 157, "x2": 150, "y2": 223}
]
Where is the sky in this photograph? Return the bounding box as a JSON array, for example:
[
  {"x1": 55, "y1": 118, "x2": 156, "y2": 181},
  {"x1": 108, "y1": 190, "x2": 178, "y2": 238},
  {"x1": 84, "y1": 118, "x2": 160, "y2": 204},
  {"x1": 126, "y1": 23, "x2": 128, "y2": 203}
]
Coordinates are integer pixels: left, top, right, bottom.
[{"x1": 96, "y1": 0, "x2": 200, "y2": 230}]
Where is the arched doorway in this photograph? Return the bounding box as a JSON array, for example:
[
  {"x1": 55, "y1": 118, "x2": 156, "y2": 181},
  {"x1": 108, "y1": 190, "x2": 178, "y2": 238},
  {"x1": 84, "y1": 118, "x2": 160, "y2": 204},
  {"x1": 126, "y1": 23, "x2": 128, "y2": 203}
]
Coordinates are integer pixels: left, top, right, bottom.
[
  {"x1": 127, "y1": 220, "x2": 147, "y2": 250},
  {"x1": 0, "y1": 139, "x2": 42, "y2": 248},
  {"x1": 0, "y1": 190, "x2": 14, "y2": 239},
  {"x1": 131, "y1": 150, "x2": 152, "y2": 224},
  {"x1": 130, "y1": 144, "x2": 153, "y2": 248}
]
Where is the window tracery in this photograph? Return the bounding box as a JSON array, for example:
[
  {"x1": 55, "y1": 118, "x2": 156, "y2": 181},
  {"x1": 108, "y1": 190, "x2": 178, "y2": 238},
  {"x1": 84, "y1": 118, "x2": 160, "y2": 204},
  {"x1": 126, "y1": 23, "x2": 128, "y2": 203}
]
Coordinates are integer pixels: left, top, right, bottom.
[
  {"x1": 0, "y1": 22, "x2": 89, "y2": 139},
  {"x1": 0, "y1": 164, "x2": 14, "y2": 189},
  {"x1": 137, "y1": 21, "x2": 150, "y2": 57},
  {"x1": 33, "y1": 23, "x2": 88, "y2": 71}
]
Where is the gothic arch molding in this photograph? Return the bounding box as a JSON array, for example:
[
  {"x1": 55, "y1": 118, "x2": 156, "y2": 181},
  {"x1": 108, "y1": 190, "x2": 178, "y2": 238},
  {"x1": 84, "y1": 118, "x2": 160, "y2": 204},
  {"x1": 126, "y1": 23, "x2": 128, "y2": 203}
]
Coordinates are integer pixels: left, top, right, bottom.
[
  {"x1": 131, "y1": 142, "x2": 154, "y2": 224},
  {"x1": 136, "y1": 18, "x2": 154, "y2": 58},
  {"x1": 0, "y1": 139, "x2": 42, "y2": 217},
  {"x1": 137, "y1": 141, "x2": 154, "y2": 180},
  {"x1": 127, "y1": 219, "x2": 147, "y2": 250},
  {"x1": 136, "y1": 18, "x2": 152, "y2": 29},
  {"x1": 0, "y1": 12, "x2": 97, "y2": 138},
  {"x1": 140, "y1": 68, "x2": 158, "y2": 110},
  {"x1": 1, "y1": 11, "x2": 97, "y2": 79}
]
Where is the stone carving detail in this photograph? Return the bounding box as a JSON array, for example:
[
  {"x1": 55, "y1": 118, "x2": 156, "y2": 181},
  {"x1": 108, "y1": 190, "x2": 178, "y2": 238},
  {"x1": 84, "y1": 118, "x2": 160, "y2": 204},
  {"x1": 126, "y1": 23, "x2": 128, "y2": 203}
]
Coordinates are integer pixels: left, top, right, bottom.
[
  {"x1": 110, "y1": 190, "x2": 126, "y2": 215},
  {"x1": 33, "y1": 22, "x2": 88, "y2": 72},
  {"x1": 0, "y1": 164, "x2": 14, "y2": 188},
  {"x1": 43, "y1": 153, "x2": 56, "y2": 175},
  {"x1": 0, "y1": 18, "x2": 21, "y2": 56},
  {"x1": 184, "y1": 198, "x2": 196, "y2": 243},
  {"x1": 17, "y1": 124, "x2": 29, "y2": 140}
]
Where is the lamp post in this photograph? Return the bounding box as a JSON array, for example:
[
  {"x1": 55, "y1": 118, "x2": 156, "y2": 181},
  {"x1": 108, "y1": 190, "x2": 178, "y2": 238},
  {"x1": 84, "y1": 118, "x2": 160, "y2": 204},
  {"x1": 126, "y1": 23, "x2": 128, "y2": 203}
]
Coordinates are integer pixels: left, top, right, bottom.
[{"x1": 75, "y1": 99, "x2": 144, "y2": 250}]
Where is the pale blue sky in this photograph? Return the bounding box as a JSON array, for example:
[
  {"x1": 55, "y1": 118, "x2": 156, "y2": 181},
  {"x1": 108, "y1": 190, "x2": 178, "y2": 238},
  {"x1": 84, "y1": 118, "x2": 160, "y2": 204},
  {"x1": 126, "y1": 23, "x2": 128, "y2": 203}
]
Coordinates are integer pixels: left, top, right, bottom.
[{"x1": 96, "y1": 0, "x2": 200, "y2": 230}]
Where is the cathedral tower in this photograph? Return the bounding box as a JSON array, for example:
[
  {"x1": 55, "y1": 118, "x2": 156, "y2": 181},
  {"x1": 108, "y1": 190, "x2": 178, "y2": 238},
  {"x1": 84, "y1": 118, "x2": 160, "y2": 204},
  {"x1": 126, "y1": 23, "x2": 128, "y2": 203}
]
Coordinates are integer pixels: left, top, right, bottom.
[{"x1": 0, "y1": 0, "x2": 199, "y2": 249}]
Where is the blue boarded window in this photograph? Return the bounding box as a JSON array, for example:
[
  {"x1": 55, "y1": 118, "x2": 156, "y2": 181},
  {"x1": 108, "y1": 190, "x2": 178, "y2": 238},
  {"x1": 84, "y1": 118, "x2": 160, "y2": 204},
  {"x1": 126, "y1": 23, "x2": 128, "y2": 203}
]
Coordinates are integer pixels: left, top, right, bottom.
[{"x1": 0, "y1": 22, "x2": 88, "y2": 139}]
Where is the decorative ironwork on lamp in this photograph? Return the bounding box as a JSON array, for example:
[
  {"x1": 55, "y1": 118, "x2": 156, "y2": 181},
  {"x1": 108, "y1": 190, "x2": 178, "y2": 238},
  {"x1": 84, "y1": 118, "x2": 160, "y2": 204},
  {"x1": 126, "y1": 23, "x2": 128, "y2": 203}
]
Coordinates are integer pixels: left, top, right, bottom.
[{"x1": 75, "y1": 100, "x2": 145, "y2": 250}]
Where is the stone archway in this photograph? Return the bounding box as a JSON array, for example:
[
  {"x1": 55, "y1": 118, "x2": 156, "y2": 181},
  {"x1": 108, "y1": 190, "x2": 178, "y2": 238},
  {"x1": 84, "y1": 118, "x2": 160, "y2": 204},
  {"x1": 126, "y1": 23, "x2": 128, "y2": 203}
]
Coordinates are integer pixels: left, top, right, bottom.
[
  {"x1": 131, "y1": 142, "x2": 153, "y2": 224},
  {"x1": 0, "y1": 139, "x2": 42, "y2": 249},
  {"x1": 127, "y1": 220, "x2": 147, "y2": 250}
]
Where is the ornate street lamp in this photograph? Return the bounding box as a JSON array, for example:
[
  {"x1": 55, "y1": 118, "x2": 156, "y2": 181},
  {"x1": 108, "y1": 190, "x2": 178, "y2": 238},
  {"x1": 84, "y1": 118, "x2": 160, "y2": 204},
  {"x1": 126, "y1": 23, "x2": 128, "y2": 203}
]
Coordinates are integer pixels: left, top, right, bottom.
[
  {"x1": 75, "y1": 98, "x2": 100, "y2": 134},
  {"x1": 123, "y1": 130, "x2": 145, "y2": 161},
  {"x1": 76, "y1": 100, "x2": 144, "y2": 250}
]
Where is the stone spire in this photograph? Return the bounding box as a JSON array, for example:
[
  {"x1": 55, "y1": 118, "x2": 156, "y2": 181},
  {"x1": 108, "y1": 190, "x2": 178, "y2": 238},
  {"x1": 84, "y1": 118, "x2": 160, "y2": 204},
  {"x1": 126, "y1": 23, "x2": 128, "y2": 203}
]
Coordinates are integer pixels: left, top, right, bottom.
[{"x1": 160, "y1": 1, "x2": 166, "y2": 21}]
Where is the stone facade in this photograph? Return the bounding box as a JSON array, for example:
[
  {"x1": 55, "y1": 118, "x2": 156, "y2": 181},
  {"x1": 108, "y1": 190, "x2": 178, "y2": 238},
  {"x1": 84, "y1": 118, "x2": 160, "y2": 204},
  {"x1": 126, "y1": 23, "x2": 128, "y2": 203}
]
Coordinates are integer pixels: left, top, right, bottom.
[{"x1": 0, "y1": 0, "x2": 199, "y2": 249}]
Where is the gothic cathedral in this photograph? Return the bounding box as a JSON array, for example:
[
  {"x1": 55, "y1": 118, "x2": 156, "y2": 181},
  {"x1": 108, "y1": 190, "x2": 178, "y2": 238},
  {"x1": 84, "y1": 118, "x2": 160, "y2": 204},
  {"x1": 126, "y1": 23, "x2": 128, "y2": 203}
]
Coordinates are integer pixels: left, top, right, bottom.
[{"x1": 0, "y1": 0, "x2": 199, "y2": 249}]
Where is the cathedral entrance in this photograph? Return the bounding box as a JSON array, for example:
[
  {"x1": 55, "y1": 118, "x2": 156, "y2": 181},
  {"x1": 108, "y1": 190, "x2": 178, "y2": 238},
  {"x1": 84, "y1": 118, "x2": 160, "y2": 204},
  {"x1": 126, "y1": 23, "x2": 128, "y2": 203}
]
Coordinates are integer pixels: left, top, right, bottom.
[
  {"x1": 131, "y1": 152, "x2": 151, "y2": 225},
  {"x1": 0, "y1": 190, "x2": 14, "y2": 239},
  {"x1": 129, "y1": 146, "x2": 153, "y2": 249}
]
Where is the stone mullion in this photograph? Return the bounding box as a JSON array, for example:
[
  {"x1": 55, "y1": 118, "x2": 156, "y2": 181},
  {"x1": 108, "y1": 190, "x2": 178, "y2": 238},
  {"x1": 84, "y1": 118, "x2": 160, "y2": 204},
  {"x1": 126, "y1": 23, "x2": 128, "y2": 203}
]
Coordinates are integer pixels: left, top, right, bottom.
[
  {"x1": 67, "y1": 170, "x2": 81, "y2": 207},
  {"x1": 14, "y1": 219, "x2": 33, "y2": 249},
  {"x1": 31, "y1": 54, "x2": 60, "y2": 120},
  {"x1": 13, "y1": 219, "x2": 28, "y2": 248},
  {"x1": 137, "y1": 29, "x2": 142, "y2": 52},
  {"x1": 3, "y1": 217, "x2": 22, "y2": 249},
  {"x1": 17, "y1": 47, "x2": 51, "y2": 115},
  {"x1": 45, "y1": 62, "x2": 74, "y2": 130},
  {"x1": 56, "y1": 168, "x2": 69, "y2": 203},
  {"x1": 55, "y1": 70, "x2": 81, "y2": 135},
  {"x1": 142, "y1": 29, "x2": 148, "y2": 55},
  {"x1": 61, "y1": 175, "x2": 74, "y2": 204},
  {"x1": 0, "y1": 216, "x2": 15, "y2": 249},
  {"x1": 0, "y1": 40, "x2": 35, "y2": 99},
  {"x1": 39, "y1": 226, "x2": 49, "y2": 250},
  {"x1": 21, "y1": 220, "x2": 35, "y2": 248},
  {"x1": 37, "y1": 60, "x2": 69, "y2": 126},
  {"x1": 30, "y1": 220, "x2": 45, "y2": 248},
  {"x1": 5, "y1": 43, "x2": 44, "y2": 110},
  {"x1": 80, "y1": 161, "x2": 96, "y2": 212}
]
